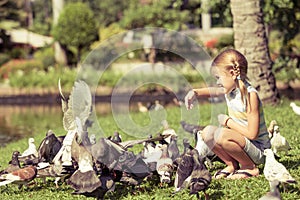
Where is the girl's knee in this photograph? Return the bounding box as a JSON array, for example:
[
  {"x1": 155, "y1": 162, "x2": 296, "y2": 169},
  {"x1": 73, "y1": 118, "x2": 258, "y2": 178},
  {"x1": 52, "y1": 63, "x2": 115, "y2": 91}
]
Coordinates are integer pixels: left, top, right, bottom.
[{"x1": 202, "y1": 125, "x2": 218, "y2": 141}]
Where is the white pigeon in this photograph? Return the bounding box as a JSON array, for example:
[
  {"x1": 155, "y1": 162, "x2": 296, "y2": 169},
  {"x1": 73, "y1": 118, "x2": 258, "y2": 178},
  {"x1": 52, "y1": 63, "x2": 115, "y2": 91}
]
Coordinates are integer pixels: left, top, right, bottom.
[
  {"x1": 270, "y1": 125, "x2": 291, "y2": 155},
  {"x1": 268, "y1": 120, "x2": 278, "y2": 138},
  {"x1": 161, "y1": 120, "x2": 177, "y2": 144},
  {"x1": 20, "y1": 138, "x2": 38, "y2": 157},
  {"x1": 290, "y1": 102, "x2": 300, "y2": 115},
  {"x1": 263, "y1": 149, "x2": 297, "y2": 187},
  {"x1": 195, "y1": 131, "x2": 214, "y2": 158}
]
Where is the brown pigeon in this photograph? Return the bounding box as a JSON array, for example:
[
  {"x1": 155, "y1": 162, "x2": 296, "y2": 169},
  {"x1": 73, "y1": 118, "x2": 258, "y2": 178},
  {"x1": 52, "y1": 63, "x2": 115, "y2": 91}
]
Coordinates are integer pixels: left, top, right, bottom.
[{"x1": 0, "y1": 165, "x2": 37, "y2": 189}]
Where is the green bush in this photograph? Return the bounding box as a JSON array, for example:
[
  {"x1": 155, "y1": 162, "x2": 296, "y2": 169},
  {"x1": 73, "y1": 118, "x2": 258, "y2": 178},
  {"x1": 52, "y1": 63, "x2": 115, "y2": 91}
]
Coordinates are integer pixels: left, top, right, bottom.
[
  {"x1": 33, "y1": 47, "x2": 55, "y2": 69},
  {"x1": 0, "y1": 53, "x2": 10, "y2": 66}
]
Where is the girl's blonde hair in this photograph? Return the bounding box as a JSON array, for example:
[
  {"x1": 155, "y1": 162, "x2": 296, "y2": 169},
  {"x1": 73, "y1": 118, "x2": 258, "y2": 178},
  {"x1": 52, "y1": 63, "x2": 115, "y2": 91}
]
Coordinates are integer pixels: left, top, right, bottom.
[{"x1": 212, "y1": 49, "x2": 249, "y2": 107}]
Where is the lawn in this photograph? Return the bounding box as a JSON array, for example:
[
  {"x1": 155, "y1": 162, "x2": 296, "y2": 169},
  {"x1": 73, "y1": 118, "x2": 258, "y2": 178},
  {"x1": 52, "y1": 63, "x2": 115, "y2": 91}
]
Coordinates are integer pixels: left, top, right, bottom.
[{"x1": 0, "y1": 98, "x2": 299, "y2": 200}]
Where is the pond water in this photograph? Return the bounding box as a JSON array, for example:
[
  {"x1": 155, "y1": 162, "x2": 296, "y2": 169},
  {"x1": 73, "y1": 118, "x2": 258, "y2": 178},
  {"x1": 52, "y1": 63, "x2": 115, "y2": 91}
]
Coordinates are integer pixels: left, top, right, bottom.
[
  {"x1": 0, "y1": 103, "x2": 115, "y2": 147},
  {"x1": 0, "y1": 101, "x2": 177, "y2": 147}
]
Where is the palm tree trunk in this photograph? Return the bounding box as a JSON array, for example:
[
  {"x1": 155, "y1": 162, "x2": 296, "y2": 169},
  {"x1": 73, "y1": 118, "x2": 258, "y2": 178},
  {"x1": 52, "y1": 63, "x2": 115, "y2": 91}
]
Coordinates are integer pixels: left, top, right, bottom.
[{"x1": 230, "y1": 0, "x2": 279, "y2": 104}]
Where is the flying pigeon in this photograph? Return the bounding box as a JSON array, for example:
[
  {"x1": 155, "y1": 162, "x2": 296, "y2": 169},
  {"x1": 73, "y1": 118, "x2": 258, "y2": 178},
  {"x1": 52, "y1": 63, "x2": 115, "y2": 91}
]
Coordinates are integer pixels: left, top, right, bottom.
[
  {"x1": 54, "y1": 80, "x2": 93, "y2": 168},
  {"x1": 263, "y1": 149, "x2": 297, "y2": 187},
  {"x1": 290, "y1": 102, "x2": 300, "y2": 115},
  {"x1": 156, "y1": 144, "x2": 174, "y2": 184},
  {"x1": 0, "y1": 165, "x2": 37, "y2": 189},
  {"x1": 270, "y1": 124, "x2": 291, "y2": 155},
  {"x1": 19, "y1": 138, "x2": 38, "y2": 158},
  {"x1": 259, "y1": 181, "x2": 281, "y2": 200},
  {"x1": 189, "y1": 150, "x2": 212, "y2": 200},
  {"x1": 180, "y1": 121, "x2": 205, "y2": 134},
  {"x1": 0, "y1": 151, "x2": 21, "y2": 175}
]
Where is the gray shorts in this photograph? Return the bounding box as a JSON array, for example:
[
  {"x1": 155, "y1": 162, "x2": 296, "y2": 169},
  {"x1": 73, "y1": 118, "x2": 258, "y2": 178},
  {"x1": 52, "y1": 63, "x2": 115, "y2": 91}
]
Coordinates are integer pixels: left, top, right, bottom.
[{"x1": 243, "y1": 138, "x2": 265, "y2": 165}]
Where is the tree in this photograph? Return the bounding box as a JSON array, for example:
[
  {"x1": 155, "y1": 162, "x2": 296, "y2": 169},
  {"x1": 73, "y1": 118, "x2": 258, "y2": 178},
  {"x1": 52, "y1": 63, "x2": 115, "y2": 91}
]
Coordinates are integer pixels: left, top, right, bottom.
[
  {"x1": 120, "y1": 0, "x2": 189, "y2": 30},
  {"x1": 230, "y1": 0, "x2": 279, "y2": 104},
  {"x1": 52, "y1": 2, "x2": 98, "y2": 65}
]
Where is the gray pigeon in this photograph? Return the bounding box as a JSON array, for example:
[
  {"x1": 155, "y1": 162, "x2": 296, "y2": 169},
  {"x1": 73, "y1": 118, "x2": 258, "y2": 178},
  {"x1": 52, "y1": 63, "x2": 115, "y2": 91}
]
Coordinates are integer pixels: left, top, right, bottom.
[
  {"x1": 189, "y1": 150, "x2": 212, "y2": 200},
  {"x1": 259, "y1": 181, "x2": 281, "y2": 200},
  {"x1": 180, "y1": 121, "x2": 205, "y2": 134},
  {"x1": 174, "y1": 148, "x2": 195, "y2": 192},
  {"x1": 263, "y1": 149, "x2": 297, "y2": 187},
  {"x1": 168, "y1": 135, "x2": 180, "y2": 161},
  {"x1": 0, "y1": 151, "x2": 21, "y2": 175}
]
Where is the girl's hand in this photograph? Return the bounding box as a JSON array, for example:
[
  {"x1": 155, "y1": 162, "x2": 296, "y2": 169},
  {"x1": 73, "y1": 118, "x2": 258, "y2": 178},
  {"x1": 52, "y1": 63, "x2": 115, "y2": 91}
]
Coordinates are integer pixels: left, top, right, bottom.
[
  {"x1": 218, "y1": 114, "x2": 230, "y2": 126},
  {"x1": 184, "y1": 90, "x2": 196, "y2": 110}
]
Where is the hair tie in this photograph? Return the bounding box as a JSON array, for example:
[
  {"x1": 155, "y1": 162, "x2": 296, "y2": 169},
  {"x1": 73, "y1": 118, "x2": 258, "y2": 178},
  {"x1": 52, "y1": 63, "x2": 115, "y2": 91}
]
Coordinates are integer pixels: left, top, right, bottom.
[{"x1": 237, "y1": 75, "x2": 241, "y2": 80}]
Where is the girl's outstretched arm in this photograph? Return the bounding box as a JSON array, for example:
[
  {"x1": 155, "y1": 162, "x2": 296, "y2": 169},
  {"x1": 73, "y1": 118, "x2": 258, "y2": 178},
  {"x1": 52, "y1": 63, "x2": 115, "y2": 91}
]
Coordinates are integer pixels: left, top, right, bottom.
[{"x1": 184, "y1": 87, "x2": 224, "y2": 110}]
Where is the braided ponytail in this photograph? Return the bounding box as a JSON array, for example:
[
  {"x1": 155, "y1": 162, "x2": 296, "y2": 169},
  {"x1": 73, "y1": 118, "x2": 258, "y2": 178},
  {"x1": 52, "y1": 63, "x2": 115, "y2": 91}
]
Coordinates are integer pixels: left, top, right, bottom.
[{"x1": 233, "y1": 61, "x2": 249, "y2": 107}]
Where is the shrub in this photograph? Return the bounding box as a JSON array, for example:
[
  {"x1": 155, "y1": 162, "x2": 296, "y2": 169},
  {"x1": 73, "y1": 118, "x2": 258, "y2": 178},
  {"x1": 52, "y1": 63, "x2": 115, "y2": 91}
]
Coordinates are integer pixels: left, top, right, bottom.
[{"x1": 33, "y1": 47, "x2": 55, "y2": 69}]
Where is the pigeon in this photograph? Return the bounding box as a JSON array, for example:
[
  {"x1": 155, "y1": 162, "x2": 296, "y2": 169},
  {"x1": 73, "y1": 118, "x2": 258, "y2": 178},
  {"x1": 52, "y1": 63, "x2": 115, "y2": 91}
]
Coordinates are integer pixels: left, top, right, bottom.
[
  {"x1": 174, "y1": 148, "x2": 195, "y2": 192},
  {"x1": 270, "y1": 124, "x2": 291, "y2": 155},
  {"x1": 263, "y1": 149, "x2": 297, "y2": 187},
  {"x1": 156, "y1": 144, "x2": 174, "y2": 184},
  {"x1": 290, "y1": 102, "x2": 300, "y2": 115},
  {"x1": 161, "y1": 120, "x2": 177, "y2": 144},
  {"x1": 20, "y1": 138, "x2": 38, "y2": 158},
  {"x1": 149, "y1": 100, "x2": 164, "y2": 111},
  {"x1": 268, "y1": 120, "x2": 278, "y2": 137},
  {"x1": 38, "y1": 130, "x2": 62, "y2": 163},
  {"x1": 180, "y1": 121, "x2": 205, "y2": 134},
  {"x1": 173, "y1": 138, "x2": 194, "y2": 168},
  {"x1": 195, "y1": 131, "x2": 214, "y2": 158},
  {"x1": 189, "y1": 150, "x2": 212, "y2": 200},
  {"x1": 67, "y1": 136, "x2": 101, "y2": 194},
  {"x1": 72, "y1": 166, "x2": 115, "y2": 199},
  {"x1": 0, "y1": 151, "x2": 21, "y2": 175},
  {"x1": 0, "y1": 165, "x2": 37, "y2": 189},
  {"x1": 117, "y1": 151, "x2": 151, "y2": 187},
  {"x1": 54, "y1": 80, "x2": 93, "y2": 169},
  {"x1": 137, "y1": 102, "x2": 148, "y2": 113},
  {"x1": 168, "y1": 135, "x2": 180, "y2": 161},
  {"x1": 140, "y1": 135, "x2": 157, "y2": 159},
  {"x1": 110, "y1": 131, "x2": 122, "y2": 143},
  {"x1": 36, "y1": 162, "x2": 72, "y2": 188},
  {"x1": 259, "y1": 181, "x2": 281, "y2": 200}
]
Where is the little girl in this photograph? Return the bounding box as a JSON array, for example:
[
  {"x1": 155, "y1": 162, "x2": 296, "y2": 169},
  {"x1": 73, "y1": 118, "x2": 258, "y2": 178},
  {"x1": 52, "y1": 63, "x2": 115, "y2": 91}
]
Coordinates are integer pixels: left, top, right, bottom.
[{"x1": 184, "y1": 49, "x2": 270, "y2": 179}]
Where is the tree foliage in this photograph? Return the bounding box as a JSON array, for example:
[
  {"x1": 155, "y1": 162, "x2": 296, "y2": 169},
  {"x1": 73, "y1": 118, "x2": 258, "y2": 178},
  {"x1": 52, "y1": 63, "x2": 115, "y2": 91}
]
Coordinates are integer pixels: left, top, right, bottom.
[
  {"x1": 51, "y1": 2, "x2": 98, "y2": 63},
  {"x1": 120, "y1": 0, "x2": 190, "y2": 30}
]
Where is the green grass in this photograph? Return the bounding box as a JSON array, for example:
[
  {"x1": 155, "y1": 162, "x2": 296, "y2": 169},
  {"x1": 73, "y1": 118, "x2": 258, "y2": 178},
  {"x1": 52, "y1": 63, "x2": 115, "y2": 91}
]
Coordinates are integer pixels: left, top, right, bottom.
[{"x1": 0, "y1": 99, "x2": 300, "y2": 199}]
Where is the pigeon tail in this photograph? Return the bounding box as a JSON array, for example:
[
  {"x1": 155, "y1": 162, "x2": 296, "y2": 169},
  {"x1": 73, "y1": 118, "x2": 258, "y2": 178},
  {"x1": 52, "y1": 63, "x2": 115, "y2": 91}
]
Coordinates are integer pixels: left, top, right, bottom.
[{"x1": 68, "y1": 170, "x2": 101, "y2": 193}]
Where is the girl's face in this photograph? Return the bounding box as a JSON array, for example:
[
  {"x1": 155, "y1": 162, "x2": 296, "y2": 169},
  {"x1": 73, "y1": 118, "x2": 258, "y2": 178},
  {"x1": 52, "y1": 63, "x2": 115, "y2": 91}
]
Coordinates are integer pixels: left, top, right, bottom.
[{"x1": 212, "y1": 67, "x2": 237, "y2": 94}]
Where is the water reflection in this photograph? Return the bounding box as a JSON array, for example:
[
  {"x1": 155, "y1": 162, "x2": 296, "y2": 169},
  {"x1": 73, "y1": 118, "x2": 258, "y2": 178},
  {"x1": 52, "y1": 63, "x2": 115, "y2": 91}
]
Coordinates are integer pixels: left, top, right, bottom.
[{"x1": 0, "y1": 102, "x2": 151, "y2": 147}]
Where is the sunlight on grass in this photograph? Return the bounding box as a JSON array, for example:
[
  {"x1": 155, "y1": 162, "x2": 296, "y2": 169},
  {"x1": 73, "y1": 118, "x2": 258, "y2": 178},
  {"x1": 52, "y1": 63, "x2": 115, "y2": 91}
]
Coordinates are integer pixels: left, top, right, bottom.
[{"x1": 0, "y1": 99, "x2": 299, "y2": 199}]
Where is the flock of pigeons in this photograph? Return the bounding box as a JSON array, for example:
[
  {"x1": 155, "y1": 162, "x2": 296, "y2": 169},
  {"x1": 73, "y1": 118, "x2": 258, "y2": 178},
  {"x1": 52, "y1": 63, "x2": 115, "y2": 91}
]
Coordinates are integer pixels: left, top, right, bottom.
[{"x1": 0, "y1": 80, "x2": 299, "y2": 200}]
